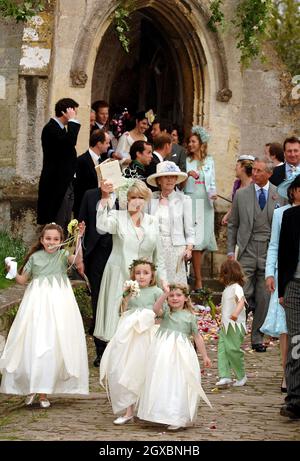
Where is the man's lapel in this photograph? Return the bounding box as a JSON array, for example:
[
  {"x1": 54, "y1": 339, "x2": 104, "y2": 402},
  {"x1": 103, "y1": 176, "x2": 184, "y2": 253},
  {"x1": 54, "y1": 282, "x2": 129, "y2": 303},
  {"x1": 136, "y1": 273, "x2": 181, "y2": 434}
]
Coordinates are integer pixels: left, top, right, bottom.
[
  {"x1": 267, "y1": 183, "x2": 279, "y2": 223},
  {"x1": 245, "y1": 184, "x2": 255, "y2": 226}
]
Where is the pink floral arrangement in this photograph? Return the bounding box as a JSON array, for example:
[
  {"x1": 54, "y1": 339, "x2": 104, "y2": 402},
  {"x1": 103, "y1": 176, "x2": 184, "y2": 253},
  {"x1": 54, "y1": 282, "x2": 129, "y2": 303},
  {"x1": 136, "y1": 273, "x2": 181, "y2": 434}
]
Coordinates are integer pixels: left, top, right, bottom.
[{"x1": 110, "y1": 108, "x2": 131, "y2": 139}]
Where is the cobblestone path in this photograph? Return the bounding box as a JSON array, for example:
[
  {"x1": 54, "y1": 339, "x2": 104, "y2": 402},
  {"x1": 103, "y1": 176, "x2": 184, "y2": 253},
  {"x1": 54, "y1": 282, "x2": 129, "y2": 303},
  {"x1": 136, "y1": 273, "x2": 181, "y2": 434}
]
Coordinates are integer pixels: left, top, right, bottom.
[{"x1": 0, "y1": 334, "x2": 299, "y2": 441}]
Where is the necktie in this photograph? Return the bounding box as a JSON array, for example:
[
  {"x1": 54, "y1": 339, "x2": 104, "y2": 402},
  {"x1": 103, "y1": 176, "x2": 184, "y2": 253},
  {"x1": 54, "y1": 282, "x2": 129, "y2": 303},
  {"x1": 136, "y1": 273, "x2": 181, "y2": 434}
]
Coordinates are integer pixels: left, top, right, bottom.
[
  {"x1": 258, "y1": 188, "x2": 266, "y2": 210},
  {"x1": 287, "y1": 164, "x2": 296, "y2": 179}
]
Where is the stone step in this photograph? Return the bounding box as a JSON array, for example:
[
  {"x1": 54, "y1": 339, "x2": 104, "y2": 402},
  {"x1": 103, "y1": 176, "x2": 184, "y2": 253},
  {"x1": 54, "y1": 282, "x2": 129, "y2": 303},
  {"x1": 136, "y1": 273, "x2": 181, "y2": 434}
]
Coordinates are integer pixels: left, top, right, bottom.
[{"x1": 189, "y1": 277, "x2": 223, "y2": 306}]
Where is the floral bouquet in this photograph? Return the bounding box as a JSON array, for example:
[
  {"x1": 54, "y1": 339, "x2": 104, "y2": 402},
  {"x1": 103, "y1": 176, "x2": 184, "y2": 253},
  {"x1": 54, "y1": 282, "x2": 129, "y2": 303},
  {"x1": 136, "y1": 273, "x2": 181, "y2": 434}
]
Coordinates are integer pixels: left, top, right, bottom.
[
  {"x1": 120, "y1": 280, "x2": 140, "y2": 314},
  {"x1": 123, "y1": 280, "x2": 140, "y2": 298},
  {"x1": 110, "y1": 107, "x2": 131, "y2": 139}
]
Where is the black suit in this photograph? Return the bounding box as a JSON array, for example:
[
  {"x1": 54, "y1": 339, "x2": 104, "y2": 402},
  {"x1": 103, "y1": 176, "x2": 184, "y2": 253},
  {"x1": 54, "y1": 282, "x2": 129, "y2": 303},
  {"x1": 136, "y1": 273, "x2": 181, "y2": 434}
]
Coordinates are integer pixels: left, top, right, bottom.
[
  {"x1": 145, "y1": 153, "x2": 162, "y2": 191},
  {"x1": 37, "y1": 118, "x2": 80, "y2": 224},
  {"x1": 73, "y1": 151, "x2": 100, "y2": 218},
  {"x1": 78, "y1": 188, "x2": 113, "y2": 357},
  {"x1": 278, "y1": 204, "x2": 300, "y2": 410},
  {"x1": 278, "y1": 206, "x2": 300, "y2": 297},
  {"x1": 269, "y1": 164, "x2": 286, "y2": 187}
]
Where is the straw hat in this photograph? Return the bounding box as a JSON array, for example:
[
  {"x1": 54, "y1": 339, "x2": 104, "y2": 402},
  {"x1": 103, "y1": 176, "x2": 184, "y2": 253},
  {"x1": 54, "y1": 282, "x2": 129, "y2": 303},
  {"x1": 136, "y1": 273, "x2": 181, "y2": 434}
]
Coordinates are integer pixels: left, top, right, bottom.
[{"x1": 146, "y1": 161, "x2": 187, "y2": 187}]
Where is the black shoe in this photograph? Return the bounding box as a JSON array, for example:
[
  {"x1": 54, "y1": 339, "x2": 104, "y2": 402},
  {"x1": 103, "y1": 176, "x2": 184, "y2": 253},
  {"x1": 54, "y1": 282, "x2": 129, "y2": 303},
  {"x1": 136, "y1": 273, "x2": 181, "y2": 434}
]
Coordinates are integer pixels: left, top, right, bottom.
[
  {"x1": 93, "y1": 356, "x2": 101, "y2": 367},
  {"x1": 280, "y1": 404, "x2": 300, "y2": 419},
  {"x1": 281, "y1": 378, "x2": 287, "y2": 393},
  {"x1": 252, "y1": 344, "x2": 267, "y2": 352}
]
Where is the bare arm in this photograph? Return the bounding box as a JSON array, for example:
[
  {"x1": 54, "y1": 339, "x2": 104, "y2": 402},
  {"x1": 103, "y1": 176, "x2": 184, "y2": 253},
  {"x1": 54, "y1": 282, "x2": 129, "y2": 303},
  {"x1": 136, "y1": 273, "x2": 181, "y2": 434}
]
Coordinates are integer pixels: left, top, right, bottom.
[
  {"x1": 15, "y1": 271, "x2": 30, "y2": 285},
  {"x1": 193, "y1": 332, "x2": 211, "y2": 368},
  {"x1": 153, "y1": 291, "x2": 169, "y2": 316},
  {"x1": 230, "y1": 297, "x2": 245, "y2": 321},
  {"x1": 67, "y1": 221, "x2": 85, "y2": 274}
]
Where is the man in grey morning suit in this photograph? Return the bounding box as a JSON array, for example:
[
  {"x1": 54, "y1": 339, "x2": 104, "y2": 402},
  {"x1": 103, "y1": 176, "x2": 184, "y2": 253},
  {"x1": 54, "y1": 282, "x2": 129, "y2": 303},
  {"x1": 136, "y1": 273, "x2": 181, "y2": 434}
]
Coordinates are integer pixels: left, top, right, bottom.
[{"x1": 227, "y1": 156, "x2": 282, "y2": 352}]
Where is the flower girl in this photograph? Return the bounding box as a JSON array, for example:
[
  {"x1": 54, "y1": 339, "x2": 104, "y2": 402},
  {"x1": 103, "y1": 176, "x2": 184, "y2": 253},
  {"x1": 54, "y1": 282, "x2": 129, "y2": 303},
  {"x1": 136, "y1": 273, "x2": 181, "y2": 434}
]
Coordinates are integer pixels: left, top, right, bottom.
[
  {"x1": 137, "y1": 283, "x2": 212, "y2": 430},
  {"x1": 100, "y1": 258, "x2": 165, "y2": 425},
  {"x1": 0, "y1": 223, "x2": 89, "y2": 408}
]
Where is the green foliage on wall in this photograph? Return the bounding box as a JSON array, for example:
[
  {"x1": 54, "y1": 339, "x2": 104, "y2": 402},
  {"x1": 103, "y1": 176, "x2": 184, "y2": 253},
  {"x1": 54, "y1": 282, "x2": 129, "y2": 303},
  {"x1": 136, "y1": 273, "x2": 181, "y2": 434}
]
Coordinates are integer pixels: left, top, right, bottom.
[
  {"x1": 114, "y1": 0, "x2": 136, "y2": 53},
  {"x1": 208, "y1": 0, "x2": 300, "y2": 73},
  {"x1": 208, "y1": 0, "x2": 274, "y2": 67},
  {"x1": 0, "y1": 0, "x2": 45, "y2": 22},
  {"x1": 270, "y1": 0, "x2": 300, "y2": 75}
]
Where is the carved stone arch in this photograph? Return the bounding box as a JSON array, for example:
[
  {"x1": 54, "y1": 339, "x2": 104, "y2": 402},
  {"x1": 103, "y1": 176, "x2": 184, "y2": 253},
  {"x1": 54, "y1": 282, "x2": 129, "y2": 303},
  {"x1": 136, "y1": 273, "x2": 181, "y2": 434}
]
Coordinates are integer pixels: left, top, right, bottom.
[
  {"x1": 70, "y1": 0, "x2": 231, "y2": 95},
  {"x1": 69, "y1": 0, "x2": 232, "y2": 133}
]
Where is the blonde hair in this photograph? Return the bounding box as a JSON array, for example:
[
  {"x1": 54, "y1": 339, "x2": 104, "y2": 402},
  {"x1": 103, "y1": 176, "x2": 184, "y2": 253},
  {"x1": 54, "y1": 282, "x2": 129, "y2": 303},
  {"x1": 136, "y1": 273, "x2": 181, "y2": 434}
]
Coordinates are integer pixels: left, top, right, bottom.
[
  {"x1": 168, "y1": 283, "x2": 194, "y2": 313},
  {"x1": 127, "y1": 179, "x2": 152, "y2": 202}
]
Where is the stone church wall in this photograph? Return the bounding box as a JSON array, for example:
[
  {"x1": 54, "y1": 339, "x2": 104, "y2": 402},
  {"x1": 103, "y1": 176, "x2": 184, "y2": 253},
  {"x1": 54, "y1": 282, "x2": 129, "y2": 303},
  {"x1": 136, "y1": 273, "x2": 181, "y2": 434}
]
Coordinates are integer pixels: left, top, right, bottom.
[{"x1": 0, "y1": 0, "x2": 299, "y2": 265}]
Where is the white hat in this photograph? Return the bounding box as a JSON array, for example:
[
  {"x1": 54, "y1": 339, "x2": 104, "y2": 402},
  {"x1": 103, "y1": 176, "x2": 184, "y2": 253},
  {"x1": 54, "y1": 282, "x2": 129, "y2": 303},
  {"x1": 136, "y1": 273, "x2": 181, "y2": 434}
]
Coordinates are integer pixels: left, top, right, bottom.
[
  {"x1": 237, "y1": 154, "x2": 255, "y2": 161},
  {"x1": 147, "y1": 161, "x2": 187, "y2": 187}
]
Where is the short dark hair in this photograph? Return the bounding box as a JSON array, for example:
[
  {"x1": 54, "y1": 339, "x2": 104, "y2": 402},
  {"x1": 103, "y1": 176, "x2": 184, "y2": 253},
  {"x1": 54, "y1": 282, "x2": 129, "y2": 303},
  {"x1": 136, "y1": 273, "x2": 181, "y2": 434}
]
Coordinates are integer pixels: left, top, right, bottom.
[
  {"x1": 89, "y1": 129, "x2": 106, "y2": 147},
  {"x1": 152, "y1": 119, "x2": 171, "y2": 133},
  {"x1": 171, "y1": 123, "x2": 184, "y2": 143},
  {"x1": 55, "y1": 98, "x2": 79, "y2": 117},
  {"x1": 283, "y1": 136, "x2": 300, "y2": 151},
  {"x1": 135, "y1": 111, "x2": 147, "y2": 122},
  {"x1": 269, "y1": 142, "x2": 284, "y2": 163},
  {"x1": 91, "y1": 100, "x2": 109, "y2": 113},
  {"x1": 154, "y1": 134, "x2": 172, "y2": 150},
  {"x1": 129, "y1": 140, "x2": 151, "y2": 160},
  {"x1": 287, "y1": 174, "x2": 300, "y2": 204}
]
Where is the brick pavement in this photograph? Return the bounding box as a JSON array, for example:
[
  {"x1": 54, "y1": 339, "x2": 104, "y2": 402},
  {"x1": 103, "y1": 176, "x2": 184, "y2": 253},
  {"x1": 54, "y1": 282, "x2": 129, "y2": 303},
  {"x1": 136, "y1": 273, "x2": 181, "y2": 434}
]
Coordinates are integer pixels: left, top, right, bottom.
[{"x1": 0, "y1": 333, "x2": 299, "y2": 441}]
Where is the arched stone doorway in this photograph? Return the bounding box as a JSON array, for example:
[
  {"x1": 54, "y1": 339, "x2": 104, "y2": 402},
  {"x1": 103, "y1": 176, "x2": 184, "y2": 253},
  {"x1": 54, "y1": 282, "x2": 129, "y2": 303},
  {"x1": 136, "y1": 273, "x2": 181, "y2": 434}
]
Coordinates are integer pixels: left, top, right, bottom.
[
  {"x1": 69, "y1": 0, "x2": 231, "y2": 147},
  {"x1": 92, "y1": 7, "x2": 198, "y2": 131}
]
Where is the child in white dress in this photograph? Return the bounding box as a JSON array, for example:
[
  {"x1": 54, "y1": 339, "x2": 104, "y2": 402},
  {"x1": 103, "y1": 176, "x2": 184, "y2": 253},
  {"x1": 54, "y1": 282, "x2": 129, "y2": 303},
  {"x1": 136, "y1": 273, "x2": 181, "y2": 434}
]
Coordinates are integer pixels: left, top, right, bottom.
[
  {"x1": 216, "y1": 260, "x2": 247, "y2": 387},
  {"x1": 0, "y1": 223, "x2": 89, "y2": 408},
  {"x1": 137, "y1": 283, "x2": 212, "y2": 431},
  {"x1": 100, "y1": 258, "x2": 165, "y2": 425}
]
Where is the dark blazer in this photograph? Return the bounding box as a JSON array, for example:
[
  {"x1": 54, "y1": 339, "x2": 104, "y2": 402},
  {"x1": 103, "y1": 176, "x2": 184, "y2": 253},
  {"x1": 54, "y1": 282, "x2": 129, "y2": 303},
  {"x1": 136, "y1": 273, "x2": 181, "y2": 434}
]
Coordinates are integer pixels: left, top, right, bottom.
[
  {"x1": 145, "y1": 152, "x2": 161, "y2": 177},
  {"x1": 269, "y1": 164, "x2": 286, "y2": 187},
  {"x1": 73, "y1": 151, "x2": 99, "y2": 218},
  {"x1": 278, "y1": 206, "x2": 300, "y2": 297},
  {"x1": 78, "y1": 188, "x2": 113, "y2": 259},
  {"x1": 37, "y1": 118, "x2": 80, "y2": 224},
  {"x1": 145, "y1": 153, "x2": 162, "y2": 191}
]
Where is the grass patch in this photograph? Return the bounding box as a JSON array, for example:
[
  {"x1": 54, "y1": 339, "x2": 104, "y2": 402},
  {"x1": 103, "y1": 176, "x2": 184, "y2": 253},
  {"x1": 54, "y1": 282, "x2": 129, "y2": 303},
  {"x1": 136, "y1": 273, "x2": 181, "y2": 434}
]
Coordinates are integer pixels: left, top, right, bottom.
[
  {"x1": 0, "y1": 231, "x2": 27, "y2": 289},
  {"x1": 74, "y1": 286, "x2": 92, "y2": 332}
]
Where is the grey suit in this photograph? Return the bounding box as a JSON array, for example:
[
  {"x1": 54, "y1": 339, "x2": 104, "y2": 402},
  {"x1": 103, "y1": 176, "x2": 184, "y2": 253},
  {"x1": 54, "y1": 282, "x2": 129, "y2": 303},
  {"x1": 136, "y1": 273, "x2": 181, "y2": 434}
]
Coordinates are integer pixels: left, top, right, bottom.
[{"x1": 228, "y1": 182, "x2": 282, "y2": 345}]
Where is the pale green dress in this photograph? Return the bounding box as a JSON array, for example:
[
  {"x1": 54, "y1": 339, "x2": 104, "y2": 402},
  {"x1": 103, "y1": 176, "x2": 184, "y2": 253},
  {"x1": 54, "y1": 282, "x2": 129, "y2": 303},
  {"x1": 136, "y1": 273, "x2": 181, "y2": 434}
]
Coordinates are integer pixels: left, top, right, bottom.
[
  {"x1": 94, "y1": 205, "x2": 167, "y2": 342},
  {"x1": 184, "y1": 158, "x2": 217, "y2": 251},
  {"x1": 137, "y1": 308, "x2": 211, "y2": 427},
  {"x1": 0, "y1": 250, "x2": 89, "y2": 395},
  {"x1": 100, "y1": 285, "x2": 163, "y2": 414}
]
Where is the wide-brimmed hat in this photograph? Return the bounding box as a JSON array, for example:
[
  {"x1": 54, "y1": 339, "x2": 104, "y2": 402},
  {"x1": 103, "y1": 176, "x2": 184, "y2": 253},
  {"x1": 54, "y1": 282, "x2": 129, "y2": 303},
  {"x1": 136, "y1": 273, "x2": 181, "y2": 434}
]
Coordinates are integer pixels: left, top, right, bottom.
[
  {"x1": 147, "y1": 161, "x2": 187, "y2": 187},
  {"x1": 237, "y1": 154, "x2": 255, "y2": 162},
  {"x1": 277, "y1": 171, "x2": 300, "y2": 199}
]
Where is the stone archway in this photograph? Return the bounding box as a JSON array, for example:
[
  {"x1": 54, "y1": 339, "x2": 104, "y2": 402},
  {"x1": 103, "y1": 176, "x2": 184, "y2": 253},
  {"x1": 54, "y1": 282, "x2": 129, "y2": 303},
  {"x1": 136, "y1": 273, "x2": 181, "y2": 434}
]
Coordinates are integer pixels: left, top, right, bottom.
[{"x1": 69, "y1": 0, "x2": 232, "y2": 137}]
